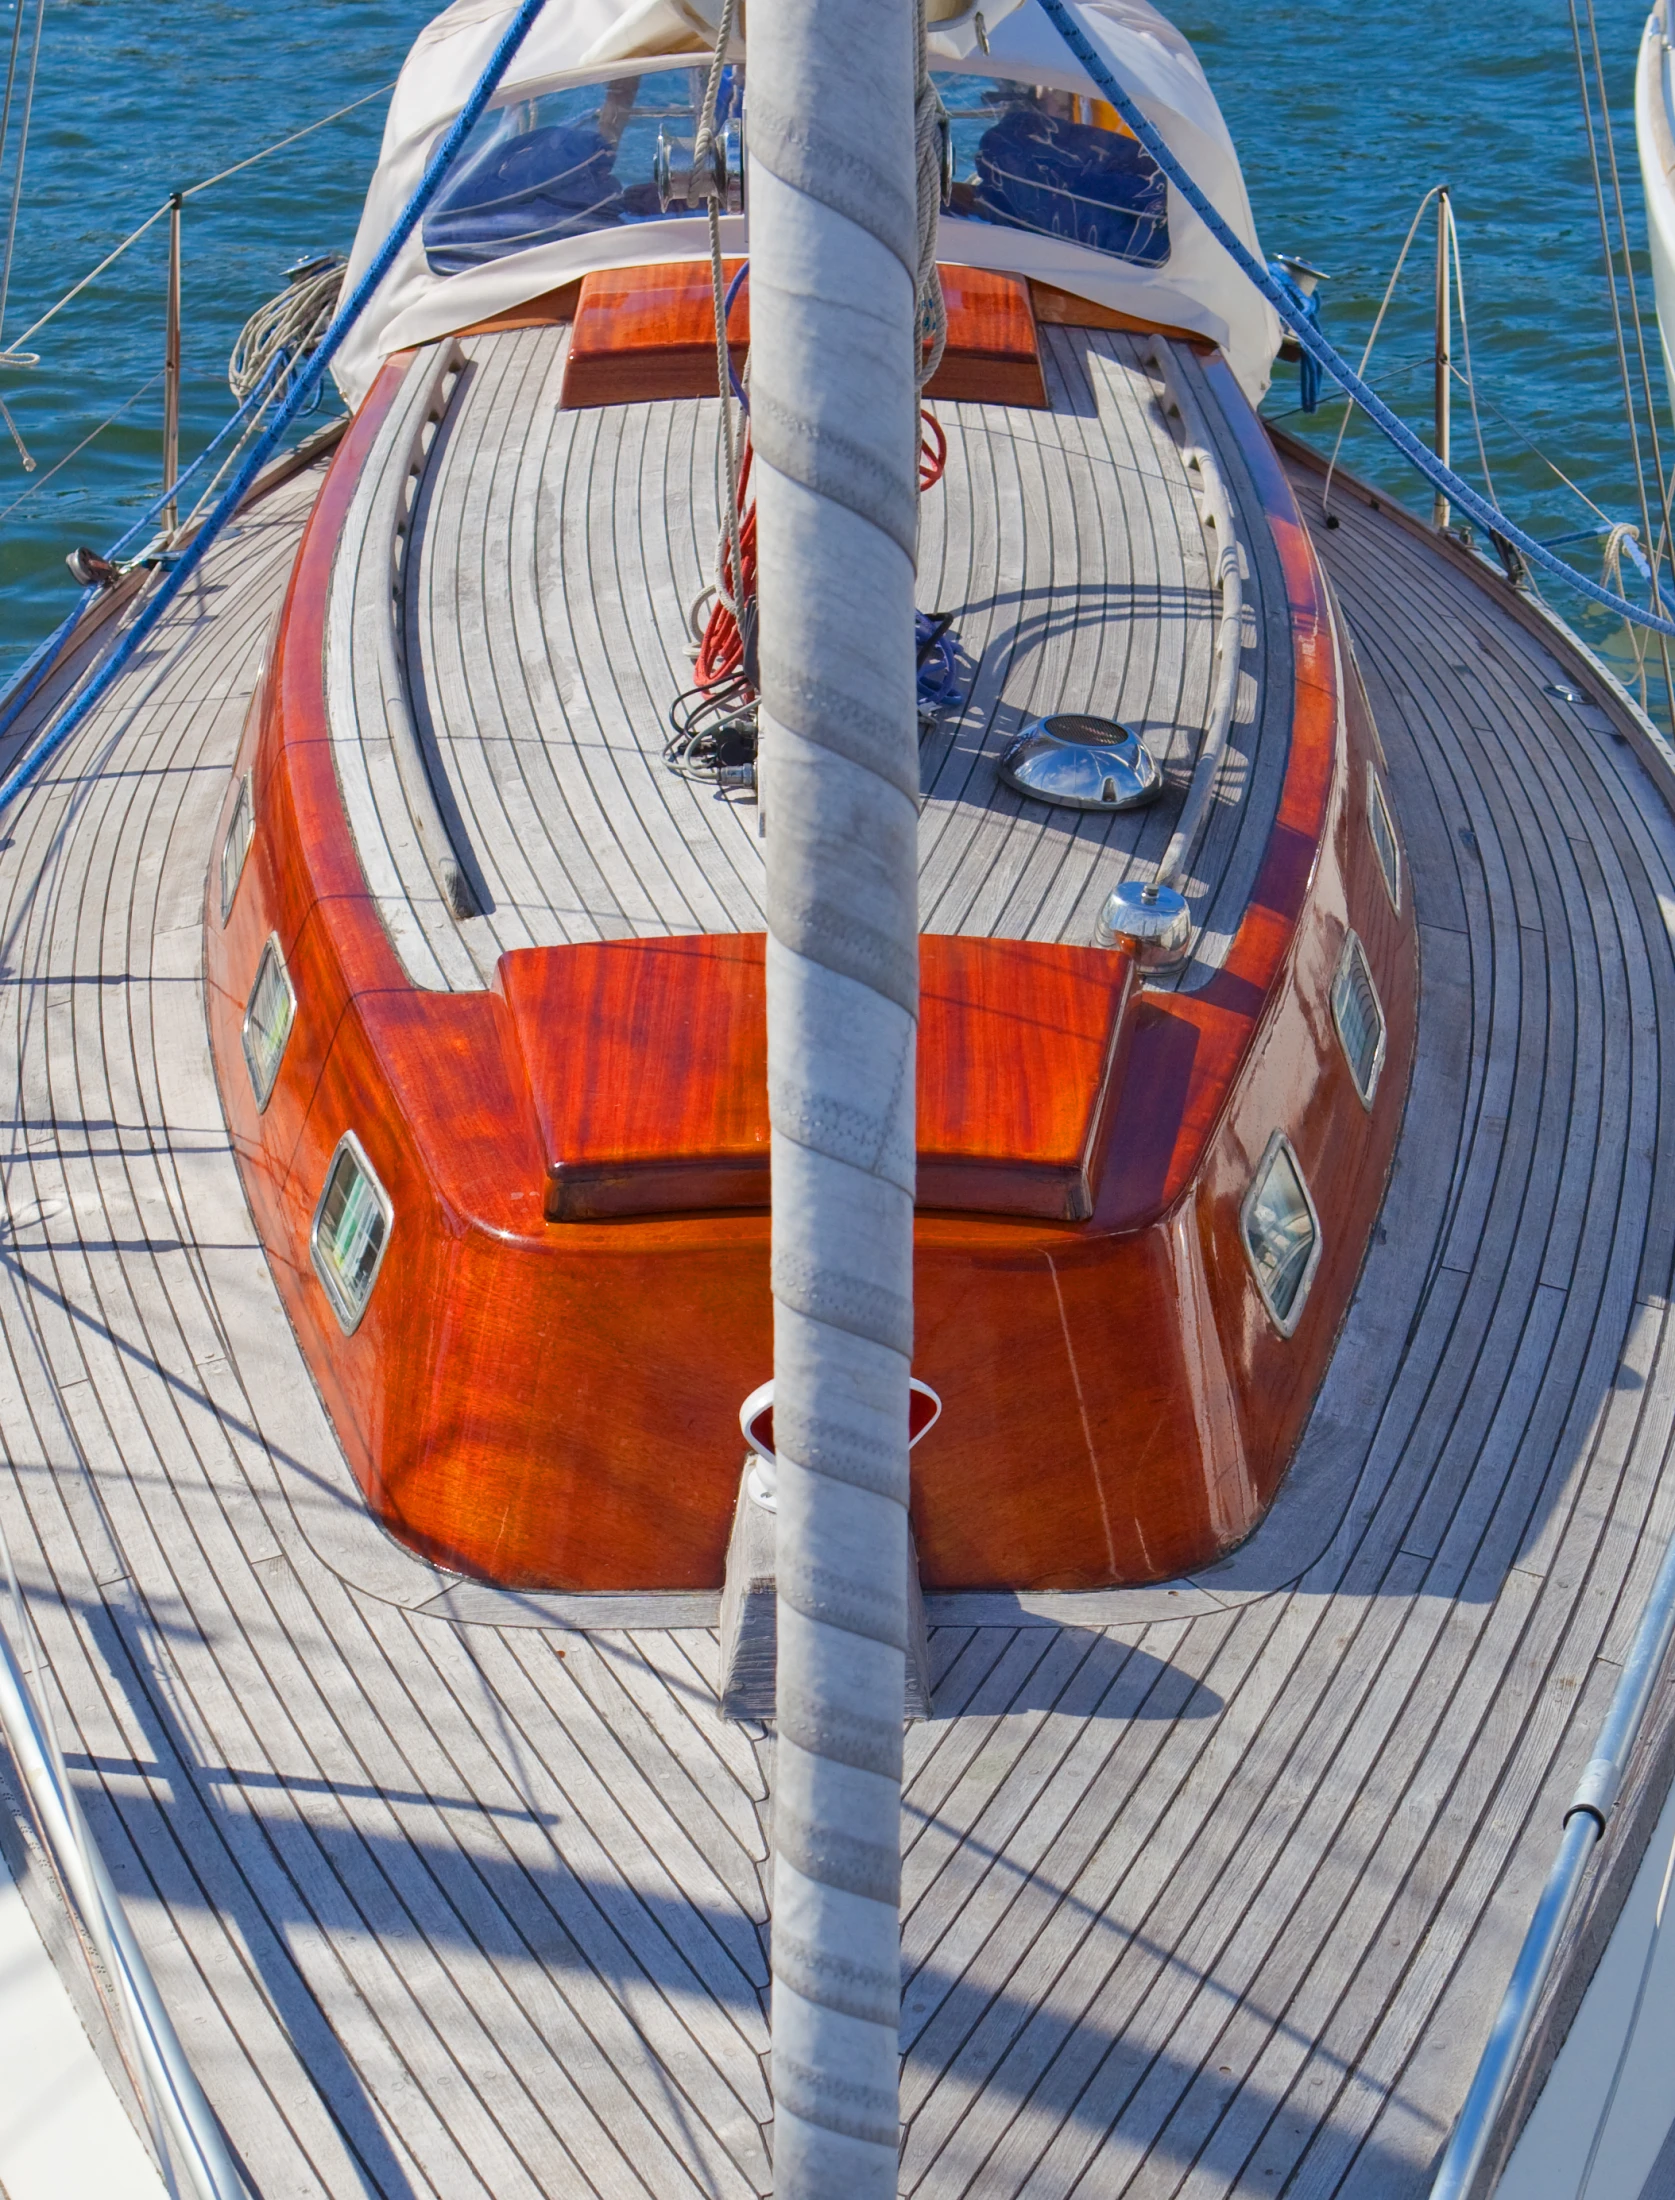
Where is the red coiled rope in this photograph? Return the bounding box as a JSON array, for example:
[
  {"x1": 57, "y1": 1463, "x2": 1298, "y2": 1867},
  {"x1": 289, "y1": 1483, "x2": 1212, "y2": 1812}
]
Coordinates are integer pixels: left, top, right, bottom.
[{"x1": 697, "y1": 406, "x2": 947, "y2": 693}]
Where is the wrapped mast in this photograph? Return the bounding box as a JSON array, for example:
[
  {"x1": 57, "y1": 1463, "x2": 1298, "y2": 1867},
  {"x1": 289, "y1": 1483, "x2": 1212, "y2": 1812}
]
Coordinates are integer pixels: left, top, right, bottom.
[{"x1": 748, "y1": 0, "x2": 923, "y2": 2186}]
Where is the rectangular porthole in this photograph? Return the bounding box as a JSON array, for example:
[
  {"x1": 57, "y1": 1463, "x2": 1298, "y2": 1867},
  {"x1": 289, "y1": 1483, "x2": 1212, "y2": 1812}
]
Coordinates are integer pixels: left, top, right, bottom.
[
  {"x1": 1367, "y1": 766, "x2": 1401, "y2": 912},
  {"x1": 241, "y1": 937, "x2": 295, "y2": 1111},
  {"x1": 1241, "y1": 1132, "x2": 1322, "y2": 1336},
  {"x1": 310, "y1": 1134, "x2": 393, "y2": 1335},
  {"x1": 219, "y1": 773, "x2": 253, "y2": 922},
  {"x1": 1332, "y1": 931, "x2": 1387, "y2": 1106}
]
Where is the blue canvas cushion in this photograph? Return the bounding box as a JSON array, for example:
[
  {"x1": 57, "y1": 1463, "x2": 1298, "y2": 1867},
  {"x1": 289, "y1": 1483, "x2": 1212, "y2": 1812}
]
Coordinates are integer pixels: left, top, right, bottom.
[
  {"x1": 424, "y1": 118, "x2": 624, "y2": 272},
  {"x1": 973, "y1": 109, "x2": 1168, "y2": 266}
]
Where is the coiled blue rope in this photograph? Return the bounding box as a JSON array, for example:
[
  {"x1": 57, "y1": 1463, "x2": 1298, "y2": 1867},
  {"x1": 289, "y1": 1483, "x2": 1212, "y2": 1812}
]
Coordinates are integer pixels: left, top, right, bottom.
[
  {"x1": 1266, "y1": 260, "x2": 1326, "y2": 414},
  {"x1": 0, "y1": 0, "x2": 551, "y2": 814},
  {"x1": 1035, "y1": 0, "x2": 1675, "y2": 643}
]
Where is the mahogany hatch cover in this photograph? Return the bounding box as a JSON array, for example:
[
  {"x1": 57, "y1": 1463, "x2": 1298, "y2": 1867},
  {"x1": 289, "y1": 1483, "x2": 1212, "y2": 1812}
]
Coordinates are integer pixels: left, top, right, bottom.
[
  {"x1": 498, "y1": 931, "x2": 1135, "y2": 1222},
  {"x1": 560, "y1": 258, "x2": 749, "y2": 408},
  {"x1": 559, "y1": 259, "x2": 1046, "y2": 408},
  {"x1": 923, "y1": 264, "x2": 1048, "y2": 407}
]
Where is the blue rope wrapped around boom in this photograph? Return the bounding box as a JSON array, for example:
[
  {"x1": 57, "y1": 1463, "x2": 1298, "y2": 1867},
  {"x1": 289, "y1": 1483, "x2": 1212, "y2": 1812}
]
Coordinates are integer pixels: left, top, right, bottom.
[
  {"x1": 1034, "y1": 0, "x2": 1675, "y2": 643},
  {"x1": 0, "y1": 0, "x2": 554, "y2": 814}
]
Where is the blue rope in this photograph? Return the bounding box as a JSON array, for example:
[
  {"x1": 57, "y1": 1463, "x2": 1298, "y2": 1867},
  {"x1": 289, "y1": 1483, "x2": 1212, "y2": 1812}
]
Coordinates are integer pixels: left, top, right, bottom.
[
  {"x1": 0, "y1": 594, "x2": 93, "y2": 744},
  {"x1": 0, "y1": 351, "x2": 291, "y2": 744},
  {"x1": 1034, "y1": 0, "x2": 1675, "y2": 642},
  {"x1": 1266, "y1": 260, "x2": 1327, "y2": 414},
  {"x1": 723, "y1": 259, "x2": 749, "y2": 411},
  {"x1": 0, "y1": 0, "x2": 551, "y2": 815},
  {"x1": 107, "y1": 348, "x2": 288, "y2": 558}
]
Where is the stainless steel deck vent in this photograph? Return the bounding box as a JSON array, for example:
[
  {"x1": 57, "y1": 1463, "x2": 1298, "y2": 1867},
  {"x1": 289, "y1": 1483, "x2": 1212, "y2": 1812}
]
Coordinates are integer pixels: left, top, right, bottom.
[
  {"x1": 999, "y1": 715, "x2": 1162, "y2": 811},
  {"x1": 1095, "y1": 878, "x2": 1190, "y2": 971}
]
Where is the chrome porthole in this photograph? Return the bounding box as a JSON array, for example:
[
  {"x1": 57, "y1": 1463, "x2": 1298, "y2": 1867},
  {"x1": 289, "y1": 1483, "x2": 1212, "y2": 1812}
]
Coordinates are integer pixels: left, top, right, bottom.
[
  {"x1": 241, "y1": 936, "x2": 295, "y2": 1111},
  {"x1": 1367, "y1": 766, "x2": 1401, "y2": 912},
  {"x1": 1241, "y1": 1132, "x2": 1322, "y2": 1336},
  {"x1": 310, "y1": 1134, "x2": 393, "y2": 1335},
  {"x1": 1331, "y1": 930, "x2": 1387, "y2": 1107},
  {"x1": 219, "y1": 772, "x2": 253, "y2": 922}
]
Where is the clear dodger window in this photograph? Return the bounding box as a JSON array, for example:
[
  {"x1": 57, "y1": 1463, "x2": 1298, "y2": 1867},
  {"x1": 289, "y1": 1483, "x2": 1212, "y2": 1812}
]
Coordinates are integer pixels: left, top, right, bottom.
[
  {"x1": 421, "y1": 67, "x2": 739, "y2": 275},
  {"x1": 220, "y1": 772, "x2": 252, "y2": 922},
  {"x1": 1331, "y1": 931, "x2": 1387, "y2": 1106},
  {"x1": 935, "y1": 76, "x2": 1169, "y2": 266},
  {"x1": 311, "y1": 1135, "x2": 393, "y2": 1334},
  {"x1": 241, "y1": 937, "x2": 295, "y2": 1111},
  {"x1": 1241, "y1": 1133, "x2": 1321, "y2": 1334}
]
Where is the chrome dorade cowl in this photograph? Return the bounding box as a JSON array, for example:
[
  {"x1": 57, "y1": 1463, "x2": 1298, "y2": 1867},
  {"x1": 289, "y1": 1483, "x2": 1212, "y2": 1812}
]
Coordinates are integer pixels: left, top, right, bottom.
[{"x1": 999, "y1": 713, "x2": 1163, "y2": 810}]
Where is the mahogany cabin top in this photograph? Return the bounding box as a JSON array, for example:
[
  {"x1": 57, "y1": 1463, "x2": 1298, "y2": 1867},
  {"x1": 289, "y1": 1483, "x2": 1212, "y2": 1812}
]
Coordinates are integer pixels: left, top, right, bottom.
[{"x1": 313, "y1": 261, "x2": 1301, "y2": 1225}]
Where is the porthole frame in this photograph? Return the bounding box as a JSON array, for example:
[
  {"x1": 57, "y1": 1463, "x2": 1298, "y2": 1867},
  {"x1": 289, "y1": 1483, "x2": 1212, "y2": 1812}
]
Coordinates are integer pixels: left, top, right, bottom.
[
  {"x1": 1330, "y1": 928, "x2": 1387, "y2": 1109},
  {"x1": 1366, "y1": 765, "x2": 1402, "y2": 914},
  {"x1": 1239, "y1": 1130, "x2": 1324, "y2": 1339},
  {"x1": 240, "y1": 934, "x2": 295, "y2": 1113},
  {"x1": 309, "y1": 1132, "x2": 394, "y2": 1337},
  {"x1": 219, "y1": 771, "x2": 253, "y2": 923}
]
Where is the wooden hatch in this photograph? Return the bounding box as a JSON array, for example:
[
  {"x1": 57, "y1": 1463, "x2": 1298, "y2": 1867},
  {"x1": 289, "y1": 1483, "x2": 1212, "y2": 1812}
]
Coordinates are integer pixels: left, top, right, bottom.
[{"x1": 496, "y1": 931, "x2": 1135, "y2": 1222}]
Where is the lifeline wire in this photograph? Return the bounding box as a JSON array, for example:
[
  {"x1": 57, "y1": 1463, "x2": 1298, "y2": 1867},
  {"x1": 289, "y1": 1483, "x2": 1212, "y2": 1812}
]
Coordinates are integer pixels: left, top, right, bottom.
[
  {"x1": 0, "y1": 343, "x2": 290, "y2": 744},
  {"x1": 0, "y1": 0, "x2": 555, "y2": 816},
  {"x1": 0, "y1": 367, "x2": 162, "y2": 527},
  {"x1": 1033, "y1": 0, "x2": 1675, "y2": 642},
  {"x1": 0, "y1": 78, "x2": 395, "y2": 365},
  {"x1": 1322, "y1": 184, "x2": 1439, "y2": 514}
]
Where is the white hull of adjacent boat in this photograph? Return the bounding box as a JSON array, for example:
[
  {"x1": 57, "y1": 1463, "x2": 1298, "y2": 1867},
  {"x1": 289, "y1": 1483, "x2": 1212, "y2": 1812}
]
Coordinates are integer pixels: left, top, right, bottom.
[
  {"x1": 0, "y1": 1839, "x2": 164, "y2": 2198},
  {"x1": 1638, "y1": 6, "x2": 1675, "y2": 404}
]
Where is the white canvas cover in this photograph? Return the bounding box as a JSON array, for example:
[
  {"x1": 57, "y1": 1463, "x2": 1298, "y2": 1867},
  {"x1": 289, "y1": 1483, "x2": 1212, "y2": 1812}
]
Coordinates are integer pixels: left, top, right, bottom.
[{"x1": 331, "y1": 0, "x2": 1280, "y2": 408}]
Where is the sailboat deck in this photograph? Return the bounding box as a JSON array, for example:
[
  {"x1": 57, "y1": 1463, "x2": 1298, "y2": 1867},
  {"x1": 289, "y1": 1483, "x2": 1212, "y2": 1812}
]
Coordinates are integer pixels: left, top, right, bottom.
[
  {"x1": 2, "y1": 441, "x2": 1675, "y2": 2195},
  {"x1": 326, "y1": 323, "x2": 1284, "y2": 990}
]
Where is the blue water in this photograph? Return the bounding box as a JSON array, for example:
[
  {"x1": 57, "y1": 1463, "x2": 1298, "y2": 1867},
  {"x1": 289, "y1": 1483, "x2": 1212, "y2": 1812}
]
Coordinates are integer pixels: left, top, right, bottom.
[{"x1": 0, "y1": 0, "x2": 1665, "y2": 692}]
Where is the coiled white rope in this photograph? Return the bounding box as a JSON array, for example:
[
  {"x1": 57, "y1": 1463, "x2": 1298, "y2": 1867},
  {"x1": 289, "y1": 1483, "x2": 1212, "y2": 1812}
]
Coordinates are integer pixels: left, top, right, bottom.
[
  {"x1": 912, "y1": 0, "x2": 946, "y2": 389},
  {"x1": 227, "y1": 254, "x2": 345, "y2": 403}
]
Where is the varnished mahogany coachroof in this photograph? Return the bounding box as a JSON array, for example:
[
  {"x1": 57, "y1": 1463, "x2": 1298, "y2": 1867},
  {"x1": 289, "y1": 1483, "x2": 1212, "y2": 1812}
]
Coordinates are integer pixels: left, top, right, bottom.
[{"x1": 203, "y1": 319, "x2": 1413, "y2": 1601}]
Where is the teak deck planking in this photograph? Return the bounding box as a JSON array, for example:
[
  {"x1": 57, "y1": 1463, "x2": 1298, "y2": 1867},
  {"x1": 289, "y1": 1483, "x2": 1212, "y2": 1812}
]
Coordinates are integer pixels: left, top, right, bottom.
[
  {"x1": 0, "y1": 402, "x2": 1674, "y2": 2195},
  {"x1": 328, "y1": 318, "x2": 1272, "y2": 987}
]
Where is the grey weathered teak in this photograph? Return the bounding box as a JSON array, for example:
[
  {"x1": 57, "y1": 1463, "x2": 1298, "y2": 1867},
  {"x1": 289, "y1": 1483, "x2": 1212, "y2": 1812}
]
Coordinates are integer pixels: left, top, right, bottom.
[
  {"x1": 327, "y1": 325, "x2": 1280, "y2": 987},
  {"x1": 0, "y1": 369, "x2": 1671, "y2": 2198}
]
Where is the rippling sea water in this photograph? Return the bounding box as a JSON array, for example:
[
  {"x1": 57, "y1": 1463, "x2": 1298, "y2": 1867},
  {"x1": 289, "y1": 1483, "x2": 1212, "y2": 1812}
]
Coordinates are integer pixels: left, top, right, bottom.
[{"x1": 0, "y1": 0, "x2": 1663, "y2": 691}]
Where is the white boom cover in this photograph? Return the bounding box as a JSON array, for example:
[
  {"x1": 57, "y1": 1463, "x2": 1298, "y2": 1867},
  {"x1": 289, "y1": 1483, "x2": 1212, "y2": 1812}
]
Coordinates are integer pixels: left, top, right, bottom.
[{"x1": 332, "y1": 0, "x2": 1280, "y2": 406}]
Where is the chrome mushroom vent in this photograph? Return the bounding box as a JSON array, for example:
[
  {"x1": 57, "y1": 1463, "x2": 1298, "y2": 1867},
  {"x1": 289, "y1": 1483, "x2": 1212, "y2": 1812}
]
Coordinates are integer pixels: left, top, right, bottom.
[{"x1": 999, "y1": 715, "x2": 1163, "y2": 812}]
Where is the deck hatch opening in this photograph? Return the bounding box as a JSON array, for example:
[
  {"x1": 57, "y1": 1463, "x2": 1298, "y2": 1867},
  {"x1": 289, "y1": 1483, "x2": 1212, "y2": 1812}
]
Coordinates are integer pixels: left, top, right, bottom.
[
  {"x1": 1331, "y1": 930, "x2": 1386, "y2": 1106},
  {"x1": 241, "y1": 936, "x2": 294, "y2": 1110},
  {"x1": 1241, "y1": 1132, "x2": 1321, "y2": 1334},
  {"x1": 1367, "y1": 764, "x2": 1402, "y2": 911},
  {"x1": 311, "y1": 1134, "x2": 393, "y2": 1335},
  {"x1": 220, "y1": 772, "x2": 253, "y2": 923}
]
